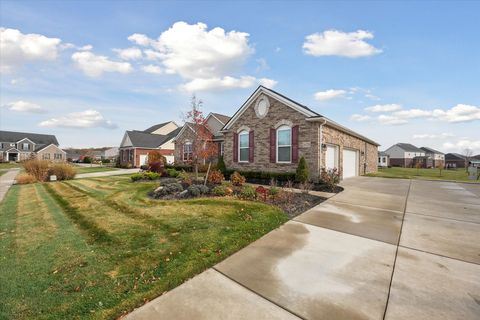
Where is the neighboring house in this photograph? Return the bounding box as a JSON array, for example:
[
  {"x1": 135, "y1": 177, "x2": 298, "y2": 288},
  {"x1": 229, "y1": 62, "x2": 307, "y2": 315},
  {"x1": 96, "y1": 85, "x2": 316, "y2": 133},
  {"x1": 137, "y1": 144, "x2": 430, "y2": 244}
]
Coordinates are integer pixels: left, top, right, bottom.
[
  {"x1": 378, "y1": 151, "x2": 390, "y2": 167},
  {"x1": 0, "y1": 130, "x2": 66, "y2": 162},
  {"x1": 173, "y1": 112, "x2": 231, "y2": 165},
  {"x1": 445, "y1": 153, "x2": 468, "y2": 169},
  {"x1": 420, "y1": 147, "x2": 445, "y2": 168},
  {"x1": 103, "y1": 147, "x2": 119, "y2": 160},
  {"x1": 220, "y1": 86, "x2": 379, "y2": 180},
  {"x1": 119, "y1": 121, "x2": 180, "y2": 167},
  {"x1": 384, "y1": 143, "x2": 426, "y2": 168}
]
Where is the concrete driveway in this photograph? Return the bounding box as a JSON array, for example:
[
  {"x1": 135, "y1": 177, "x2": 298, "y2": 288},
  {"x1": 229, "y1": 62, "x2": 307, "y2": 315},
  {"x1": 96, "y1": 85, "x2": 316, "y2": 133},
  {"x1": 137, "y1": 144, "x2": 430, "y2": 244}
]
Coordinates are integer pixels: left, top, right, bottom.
[{"x1": 126, "y1": 177, "x2": 480, "y2": 320}]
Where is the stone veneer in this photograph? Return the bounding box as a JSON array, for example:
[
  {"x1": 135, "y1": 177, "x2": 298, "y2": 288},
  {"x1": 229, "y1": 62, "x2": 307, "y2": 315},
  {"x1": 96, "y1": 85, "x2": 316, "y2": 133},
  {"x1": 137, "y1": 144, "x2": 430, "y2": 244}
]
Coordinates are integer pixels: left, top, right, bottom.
[{"x1": 223, "y1": 94, "x2": 378, "y2": 180}]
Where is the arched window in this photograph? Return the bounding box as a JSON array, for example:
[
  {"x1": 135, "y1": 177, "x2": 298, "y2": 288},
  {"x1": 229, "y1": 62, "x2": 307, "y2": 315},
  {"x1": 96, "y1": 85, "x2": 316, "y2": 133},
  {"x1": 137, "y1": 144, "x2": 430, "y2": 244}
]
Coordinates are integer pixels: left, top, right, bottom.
[
  {"x1": 238, "y1": 130, "x2": 249, "y2": 162},
  {"x1": 183, "y1": 142, "x2": 192, "y2": 161},
  {"x1": 277, "y1": 125, "x2": 291, "y2": 163}
]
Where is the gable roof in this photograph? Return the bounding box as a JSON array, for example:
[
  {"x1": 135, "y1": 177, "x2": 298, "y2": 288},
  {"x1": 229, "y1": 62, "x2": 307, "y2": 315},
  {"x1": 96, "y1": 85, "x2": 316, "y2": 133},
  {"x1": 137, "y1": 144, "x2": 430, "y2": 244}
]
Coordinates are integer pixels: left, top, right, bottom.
[
  {"x1": 143, "y1": 122, "x2": 172, "y2": 134},
  {"x1": 445, "y1": 153, "x2": 466, "y2": 160},
  {"x1": 210, "y1": 113, "x2": 231, "y2": 125},
  {"x1": 126, "y1": 127, "x2": 181, "y2": 148},
  {"x1": 0, "y1": 130, "x2": 59, "y2": 146},
  {"x1": 420, "y1": 147, "x2": 444, "y2": 155},
  {"x1": 394, "y1": 143, "x2": 424, "y2": 153},
  {"x1": 222, "y1": 86, "x2": 320, "y2": 130}
]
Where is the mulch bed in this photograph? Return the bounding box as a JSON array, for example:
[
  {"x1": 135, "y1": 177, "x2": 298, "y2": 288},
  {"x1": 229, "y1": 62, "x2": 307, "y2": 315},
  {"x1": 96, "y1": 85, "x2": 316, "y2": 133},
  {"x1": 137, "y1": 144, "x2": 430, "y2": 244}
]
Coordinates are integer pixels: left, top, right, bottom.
[
  {"x1": 245, "y1": 178, "x2": 344, "y2": 193},
  {"x1": 264, "y1": 192, "x2": 326, "y2": 219}
]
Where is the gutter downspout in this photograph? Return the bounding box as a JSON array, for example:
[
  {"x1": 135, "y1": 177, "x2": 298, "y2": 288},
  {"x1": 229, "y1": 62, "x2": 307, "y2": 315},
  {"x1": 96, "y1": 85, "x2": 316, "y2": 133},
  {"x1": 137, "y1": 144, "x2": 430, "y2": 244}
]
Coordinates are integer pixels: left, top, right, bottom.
[{"x1": 318, "y1": 118, "x2": 327, "y2": 178}]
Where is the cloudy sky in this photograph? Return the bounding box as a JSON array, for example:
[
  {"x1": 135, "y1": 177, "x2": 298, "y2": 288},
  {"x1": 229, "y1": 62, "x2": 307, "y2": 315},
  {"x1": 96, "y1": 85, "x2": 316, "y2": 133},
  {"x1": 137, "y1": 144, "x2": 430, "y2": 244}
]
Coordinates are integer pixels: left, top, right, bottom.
[{"x1": 1, "y1": 1, "x2": 479, "y2": 153}]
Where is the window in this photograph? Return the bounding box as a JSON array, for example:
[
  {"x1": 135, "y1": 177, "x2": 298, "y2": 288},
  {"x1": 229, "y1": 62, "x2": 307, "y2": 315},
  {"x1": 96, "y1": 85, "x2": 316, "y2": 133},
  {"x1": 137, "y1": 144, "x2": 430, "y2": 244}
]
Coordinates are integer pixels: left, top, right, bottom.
[
  {"x1": 276, "y1": 126, "x2": 291, "y2": 163},
  {"x1": 183, "y1": 142, "x2": 193, "y2": 161},
  {"x1": 54, "y1": 153, "x2": 62, "y2": 160},
  {"x1": 382, "y1": 157, "x2": 386, "y2": 163},
  {"x1": 238, "y1": 131, "x2": 249, "y2": 162},
  {"x1": 23, "y1": 143, "x2": 30, "y2": 150},
  {"x1": 42, "y1": 153, "x2": 51, "y2": 160}
]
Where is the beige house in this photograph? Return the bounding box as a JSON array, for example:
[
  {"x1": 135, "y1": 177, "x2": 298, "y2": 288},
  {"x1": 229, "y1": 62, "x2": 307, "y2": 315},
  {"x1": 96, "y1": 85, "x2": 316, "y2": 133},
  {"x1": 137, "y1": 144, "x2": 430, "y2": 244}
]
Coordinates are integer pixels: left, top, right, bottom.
[
  {"x1": 0, "y1": 130, "x2": 66, "y2": 163},
  {"x1": 221, "y1": 86, "x2": 379, "y2": 180}
]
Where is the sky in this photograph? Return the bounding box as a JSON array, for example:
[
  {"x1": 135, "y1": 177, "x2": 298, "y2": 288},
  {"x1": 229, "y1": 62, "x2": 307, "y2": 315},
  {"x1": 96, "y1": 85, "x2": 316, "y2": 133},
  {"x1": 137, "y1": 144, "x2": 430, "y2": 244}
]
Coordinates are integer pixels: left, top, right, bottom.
[{"x1": 1, "y1": 0, "x2": 479, "y2": 153}]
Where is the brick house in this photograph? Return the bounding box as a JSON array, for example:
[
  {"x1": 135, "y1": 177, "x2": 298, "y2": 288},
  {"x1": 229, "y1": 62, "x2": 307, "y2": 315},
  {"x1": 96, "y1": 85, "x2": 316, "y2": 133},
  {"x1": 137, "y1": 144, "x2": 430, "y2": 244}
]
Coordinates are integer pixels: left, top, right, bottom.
[
  {"x1": 173, "y1": 112, "x2": 231, "y2": 165},
  {"x1": 0, "y1": 130, "x2": 66, "y2": 162},
  {"x1": 220, "y1": 86, "x2": 379, "y2": 180},
  {"x1": 119, "y1": 121, "x2": 180, "y2": 167},
  {"x1": 384, "y1": 143, "x2": 426, "y2": 168},
  {"x1": 420, "y1": 147, "x2": 445, "y2": 168}
]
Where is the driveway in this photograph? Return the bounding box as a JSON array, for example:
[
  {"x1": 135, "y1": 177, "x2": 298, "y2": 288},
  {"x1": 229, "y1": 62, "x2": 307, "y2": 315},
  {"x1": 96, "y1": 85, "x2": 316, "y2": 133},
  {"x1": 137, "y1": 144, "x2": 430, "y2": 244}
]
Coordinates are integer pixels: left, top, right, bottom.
[{"x1": 126, "y1": 177, "x2": 480, "y2": 320}]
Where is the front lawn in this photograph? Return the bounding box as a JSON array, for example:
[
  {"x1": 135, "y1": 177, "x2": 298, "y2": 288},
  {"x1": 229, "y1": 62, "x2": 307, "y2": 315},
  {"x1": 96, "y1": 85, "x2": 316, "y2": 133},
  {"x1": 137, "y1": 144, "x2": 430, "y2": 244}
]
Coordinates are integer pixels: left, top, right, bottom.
[
  {"x1": 0, "y1": 162, "x2": 21, "y2": 170},
  {"x1": 366, "y1": 167, "x2": 478, "y2": 182},
  {"x1": 0, "y1": 176, "x2": 287, "y2": 319},
  {"x1": 74, "y1": 166, "x2": 119, "y2": 174}
]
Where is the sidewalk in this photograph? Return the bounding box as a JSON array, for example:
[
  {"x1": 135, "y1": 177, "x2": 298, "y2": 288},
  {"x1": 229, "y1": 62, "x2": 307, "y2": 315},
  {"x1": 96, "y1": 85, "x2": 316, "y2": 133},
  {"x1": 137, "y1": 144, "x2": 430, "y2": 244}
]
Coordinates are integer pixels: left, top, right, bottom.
[
  {"x1": 0, "y1": 169, "x2": 20, "y2": 203},
  {"x1": 75, "y1": 168, "x2": 140, "y2": 179}
]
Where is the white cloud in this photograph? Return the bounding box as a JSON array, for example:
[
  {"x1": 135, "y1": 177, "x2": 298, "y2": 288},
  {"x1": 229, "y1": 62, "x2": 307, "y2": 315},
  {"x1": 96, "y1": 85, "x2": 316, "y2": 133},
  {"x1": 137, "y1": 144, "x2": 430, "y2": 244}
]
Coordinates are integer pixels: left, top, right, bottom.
[
  {"x1": 394, "y1": 108, "x2": 432, "y2": 119},
  {"x1": 314, "y1": 89, "x2": 347, "y2": 101},
  {"x1": 180, "y1": 76, "x2": 276, "y2": 92},
  {"x1": 113, "y1": 47, "x2": 143, "y2": 60},
  {"x1": 2, "y1": 100, "x2": 46, "y2": 113},
  {"x1": 365, "y1": 104, "x2": 402, "y2": 112},
  {"x1": 350, "y1": 114, "x2": 371, "y2": 122},
  {"x1": 39, "y1": 109, "x2": 117, "y2": 129},
  {"x1": 0, "y1": 28, "x2": 61, "y2": 73},
  {"x1": 144, "y1": 49, "x2": 163, "y2": 60},
  {"x1": 141, "y1": 64, "x2": 163, "y2": 74},
  {"x1": 443, "y1": 139, "x2": 480, "y2": 153},
  {"x1": 256, "y1": 58, "x2": 269, "y2": 72},
  {"x1": 377, "y1": 114, "x2": 408, "y2": 125},
  {"x1": 72, "y1": 51, "x2": 133, "y2": 77},
  {"x1": 303, "y1": 30, "x2": 382, "y2": 58},
  {"x1": 431, "y1": 104, "x2": 480, "y2": 123},
  {"x1": 413, "y1": 133, "x2": 454, "y2": 139},
  {"x1": 128, "y1": 33, "x2": 153, "y2": 46}
]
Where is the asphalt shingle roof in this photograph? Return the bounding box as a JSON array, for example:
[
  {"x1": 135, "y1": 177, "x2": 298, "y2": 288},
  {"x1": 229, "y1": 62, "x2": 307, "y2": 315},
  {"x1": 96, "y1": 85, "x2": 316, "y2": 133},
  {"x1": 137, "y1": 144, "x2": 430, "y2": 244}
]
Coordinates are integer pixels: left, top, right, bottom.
[
  {"x1": 0, "y1": 130, "x2": 59, "y2": 151},
  {"x1": 396, "y1": 143, "x2": 424, "y2": 153},
  {"x1": 143, "y1": 122, "x2": 171, "y2": 134},
  {"x1": 211, "y1": 113, "x2": 231, "y2": 125},
  {"x1": 420, "y1": 147, "x2": 444, "y2": 155},
  {"x1": 127, "y1": 127, "x2": 181, "y2": 148}
]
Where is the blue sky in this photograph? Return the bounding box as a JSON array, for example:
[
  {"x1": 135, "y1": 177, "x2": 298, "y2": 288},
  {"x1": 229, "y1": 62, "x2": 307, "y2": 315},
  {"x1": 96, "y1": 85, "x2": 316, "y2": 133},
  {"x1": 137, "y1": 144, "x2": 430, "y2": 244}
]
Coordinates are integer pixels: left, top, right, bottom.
[{"x1": 1, "y1": 0, "x2": 479, "y2": 153}]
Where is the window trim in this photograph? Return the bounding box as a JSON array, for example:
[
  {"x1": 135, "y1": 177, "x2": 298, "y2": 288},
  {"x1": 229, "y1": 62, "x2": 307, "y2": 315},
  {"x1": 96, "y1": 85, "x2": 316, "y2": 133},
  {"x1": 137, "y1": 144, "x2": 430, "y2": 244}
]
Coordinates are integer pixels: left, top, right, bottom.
[
  {"x1": 23, "y1": 143, "x2": 30, "y2": 151},
  {"x1": 276, "y1": 125, "x2": 292, "y2": 164},
  {"x1": 238, "y1": 130, "x2": 249, "y2": 163},
  {"x1": 183, "y1": 142, "x2": 193, "y2": 161}
]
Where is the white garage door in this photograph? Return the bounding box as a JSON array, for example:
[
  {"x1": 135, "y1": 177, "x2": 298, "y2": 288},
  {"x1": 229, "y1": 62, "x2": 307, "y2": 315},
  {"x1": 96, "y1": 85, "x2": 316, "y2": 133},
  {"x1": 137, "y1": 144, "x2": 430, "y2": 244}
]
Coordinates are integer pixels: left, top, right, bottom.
[
  {"x1": 139, "y1": 155, "x2": 148, "y2": 165},
  {"x1": 342, "y1": 149, "x2": 358, "y2": 179},
  {"x1": 326, "y1": 145, "x2": 338, "y2": 170},
  {"x1": 164, "y1": 155, "x2": 174, "y2": 164}
]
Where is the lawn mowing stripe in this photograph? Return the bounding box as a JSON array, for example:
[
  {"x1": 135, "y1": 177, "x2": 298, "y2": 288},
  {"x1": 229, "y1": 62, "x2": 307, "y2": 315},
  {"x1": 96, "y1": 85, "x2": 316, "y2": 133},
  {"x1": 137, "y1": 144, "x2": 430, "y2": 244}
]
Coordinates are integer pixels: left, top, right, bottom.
[
  {"x1": 65, "y1": 180, "x2": 109, "y2": 197},
  {"x1": 43, "y1": 183, "x2": 114, "y2": 244}
]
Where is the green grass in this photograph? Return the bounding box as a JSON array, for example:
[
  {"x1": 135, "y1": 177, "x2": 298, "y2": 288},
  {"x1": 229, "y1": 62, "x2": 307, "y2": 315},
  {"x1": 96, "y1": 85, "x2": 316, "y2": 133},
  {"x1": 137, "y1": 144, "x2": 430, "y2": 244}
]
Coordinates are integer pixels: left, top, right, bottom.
[
  {"x1": 74, "y1": 166, "x2": 119, "y2": 174},
  {"x1": 366, "y1": 167, "x2": 478, "y2": 182},
  {"x1": 0, "y1": 162, "x2": 21, "y2": 170},
  {"x1": 0, "y1": 176, "x2": 288, "y2": 319}
]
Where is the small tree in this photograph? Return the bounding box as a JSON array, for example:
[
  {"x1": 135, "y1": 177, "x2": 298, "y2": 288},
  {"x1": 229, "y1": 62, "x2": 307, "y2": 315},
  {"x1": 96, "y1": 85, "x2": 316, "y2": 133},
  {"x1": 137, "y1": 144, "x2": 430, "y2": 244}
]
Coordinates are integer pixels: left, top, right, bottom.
[
  {"x1": 217, "y1": 155, "x2": 226, "y2": 175},
  {"x1": 415, "y1": 161, "x2": 422, "y2": 175},
  {"x1": 463, "y1": 148, "x2": 473, "y2": 172},
  {"x1": 295, "y1": 156, "x2": 309, "y2": 183},
  {"x1": 437, "y1": 162, "x2": 443, "y2": 177},
  {"x1": 184, "y1": 95, "x2": 218, "y2": 181}
]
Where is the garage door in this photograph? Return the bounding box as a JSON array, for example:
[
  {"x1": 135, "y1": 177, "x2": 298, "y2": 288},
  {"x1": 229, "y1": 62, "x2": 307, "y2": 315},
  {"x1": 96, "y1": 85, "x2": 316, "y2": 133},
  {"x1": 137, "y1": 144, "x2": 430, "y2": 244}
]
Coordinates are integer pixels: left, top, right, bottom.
[
  {"x1": 342, "y1": 149, "x2": 358, "y2": 179},
  {"x1": 139, "y1": 155, "x2": 148, "y2": 165}
]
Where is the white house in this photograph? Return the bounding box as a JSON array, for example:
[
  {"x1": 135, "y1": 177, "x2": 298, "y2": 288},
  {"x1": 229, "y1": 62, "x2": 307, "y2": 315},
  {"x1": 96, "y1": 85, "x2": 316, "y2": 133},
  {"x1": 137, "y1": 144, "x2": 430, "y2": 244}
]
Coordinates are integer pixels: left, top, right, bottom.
[
  {"x1": 384, "y1": 143, "x2": 425, "y2": 167},
  {"x1": 378, "y1": 151, "x2": 389, "y2": 167}
]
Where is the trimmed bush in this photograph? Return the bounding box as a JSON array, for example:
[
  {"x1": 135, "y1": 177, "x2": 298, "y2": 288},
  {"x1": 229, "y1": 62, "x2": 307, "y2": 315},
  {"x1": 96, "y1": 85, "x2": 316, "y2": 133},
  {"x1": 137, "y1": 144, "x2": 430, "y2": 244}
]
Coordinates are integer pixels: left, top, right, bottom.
[
  {"x1": 217, "y1": 155, "x2": 226, "y2": 175},
  {"x1": 187, "y1": 185, "x2": 201, "y2": 197},
  {"x1": 225, "y1": 169, "x2": 296, "y2": 183},
  {"x1": 198, "y1": 185, "x2": 209, "y2": 194},
  {"x1": 207, "y1": 169, "x2": 224, "y2": 185},
  {"x1": 143, "y1": 172, "x2": 161, "y2": 180},
  {"x1": 231, "y1": 171, "x2": 246, "y2": 186},
  {"x1": 212, "y1": 185, "x2": 227, "y2": 196},
  {"x1": 16, "y1": 173, "x2": 37, "y2": 184},
  {"x1": 166, "y1": 164, "x2": 193, "y2": 172},
  {"x1": 130, "y1": 173, "x2": 144, "y2": 182},
  {"x1": 166, "y1": 168, "x2": 180, "y2": 177},
  {"x1": 295, "y1": 156, "x2": 309, "y2": 183},
  {"x1": 48, "y1": 163, "x2": 76, "y2": 180}
]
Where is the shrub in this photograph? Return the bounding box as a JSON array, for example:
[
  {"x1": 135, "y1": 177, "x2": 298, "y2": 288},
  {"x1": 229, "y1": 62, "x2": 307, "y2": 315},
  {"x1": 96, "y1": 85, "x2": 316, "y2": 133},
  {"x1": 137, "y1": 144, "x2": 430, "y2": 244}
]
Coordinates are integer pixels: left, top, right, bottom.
[
  {"x1": 240, "y1": 185, "x2": 256, "y2": 200},
  {"x1": 83, "y1": 156, "x2": 92, "y2": 164},
  {"x1": 143, "y1": 171, "x2": 161, "y2": 180},
  {"x1": 130, "y1": 173, "x2": 144, "y2": 182},
  {"x1": 225, "y1": 170, "x2": 296, "y2": 183},
  {"x1": 187, "y1": 185, "x2": 201, "y2": 197},
  {"x1": 217, "y1": 155, "x2": 226, "y2": 175},
  {"x1": 101, "y1": 159, "x2": 111, "y2": 163},
  {"x1": 295, "y1": 156, "x2": 309, "y2": 183},
  {"x1": 147, "y1": 151, "x2": 166, "y2": 166},
  {"x1": 231, "y1": 171, "x2": 246, "y2": 186},
  {"x1": 153, "y1": 182, "x2": 183, "y2": 197},
  {"x1": 198, "y1": 184, "x2": 210, "y2": 194},
  {"x1": 207, "y1": 169, "x2": 224, "y2": 185},
  {"x1": 16, "y1": 173, "x2": 37, "y2": 184},
  {"x1": 269, "y1": 186, "x2": 280, "y2": 199},
  {"x1": 23, "y1": 159, "x2": 50, "y2": 182},
  {"x1": 178, "y1": 170, "x2": 192, "y2": 186},
  {"x1": 166, "y1": 168, "x2": 180, "y2": 177},
  {"x1": 48, "y1": 163, "x2": 76, "y2": 180},
  {"x1": 148, "y1": 161, "x2": 165, "y2": 175},
  {"x1": 160, "y1": 178, "x2": 179, "y2": 185},
  {"x1": 167, "y1": 164, "x2": 193, "y2": 172},
  {"x1": 140, "y1": 165, "x2": 149, "y2": 171},
  {"x1": 320, "y1": 168, "x2": 340, "y2": 191},
  {"x1": 212, "y1": 185, "x2": 227, "y2": 196}
]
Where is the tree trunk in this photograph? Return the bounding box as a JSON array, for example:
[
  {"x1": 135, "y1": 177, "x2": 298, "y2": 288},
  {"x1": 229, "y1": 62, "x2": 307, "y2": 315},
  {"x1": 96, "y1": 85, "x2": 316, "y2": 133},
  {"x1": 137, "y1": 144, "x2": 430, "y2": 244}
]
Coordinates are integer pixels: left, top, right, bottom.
[{"x1": 204, "y1": 161, "x2": 212, "y2": 186}]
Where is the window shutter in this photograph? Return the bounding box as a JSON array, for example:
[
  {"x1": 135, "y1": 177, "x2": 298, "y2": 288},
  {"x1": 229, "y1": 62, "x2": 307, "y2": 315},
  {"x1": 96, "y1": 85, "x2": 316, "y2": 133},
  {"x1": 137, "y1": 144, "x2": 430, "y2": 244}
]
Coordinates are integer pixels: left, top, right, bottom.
[
  {"x1": 249, "y1": 130, "x2": 254, "y2": 162},
  {"x1": 292, "y1": 125, "x2": 299, "y2": 163},
  {"x1": 233, "y1": 133, "x2": 238, "y2": 162},
  {"x1": 270, "y1": 128, "x2": 276, "y2": 163}
]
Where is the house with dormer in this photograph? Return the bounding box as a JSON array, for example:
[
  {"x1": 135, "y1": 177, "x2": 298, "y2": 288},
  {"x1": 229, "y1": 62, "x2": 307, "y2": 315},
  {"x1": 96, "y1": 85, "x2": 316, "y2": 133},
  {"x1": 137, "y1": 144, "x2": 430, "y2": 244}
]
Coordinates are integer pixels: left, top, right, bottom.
[{"x1": 0, "y1": 130, "x2": 66, "y2": 162}]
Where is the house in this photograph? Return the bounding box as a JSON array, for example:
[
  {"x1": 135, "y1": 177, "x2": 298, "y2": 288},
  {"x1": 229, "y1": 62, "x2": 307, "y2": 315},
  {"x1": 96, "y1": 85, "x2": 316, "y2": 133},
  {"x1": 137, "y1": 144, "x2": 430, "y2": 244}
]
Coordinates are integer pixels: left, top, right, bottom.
[
  {"x1": 0, "y1": 130, "x2": 66, "y2": 162},
  {"x1": 173, "y1": 112, "x2": 231, "y2": 165},
  {"x1": 220, "y1": 86, "x2": 379, "y2": 180},
  {"x1": 103, "y1": 147, "x2": 119, "y2": 160},
  {"x1": 119, "y1": 121, "x2": 181, "y2": 167},
  {"x1": 384, "y1": 143, "x2": 426, "y2": 167},
  {"x1": 378, "y1": 151, "x2": 390, "y2": 167},
  {"x1": 445, "y1": 153, "x2": 468, "y2": 168},
  {"x1": 420, "y1": 147, "x2": 445, "y2": 168}
]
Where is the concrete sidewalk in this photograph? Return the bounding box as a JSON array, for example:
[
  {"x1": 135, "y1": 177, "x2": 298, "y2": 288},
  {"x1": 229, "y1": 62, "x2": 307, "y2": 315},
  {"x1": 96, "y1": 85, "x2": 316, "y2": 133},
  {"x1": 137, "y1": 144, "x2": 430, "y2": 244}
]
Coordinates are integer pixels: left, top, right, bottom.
[
  {"x1": 126, "y1": 176, "x2": 480, "y2": 320},
  {"x1": 0, "y1": 169, "x2": 20, "y2": 203},
  {"x1": 74, "y1": 168, "x2": 139, "y2": 179}
]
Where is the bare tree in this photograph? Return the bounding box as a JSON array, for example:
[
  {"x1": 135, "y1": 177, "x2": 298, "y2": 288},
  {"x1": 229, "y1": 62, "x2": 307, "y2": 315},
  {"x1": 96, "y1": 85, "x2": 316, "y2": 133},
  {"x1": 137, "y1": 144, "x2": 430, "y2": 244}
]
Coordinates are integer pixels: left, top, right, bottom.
[{"x1": 463, "y1": 148, "x2": 473, "y2": 171}]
